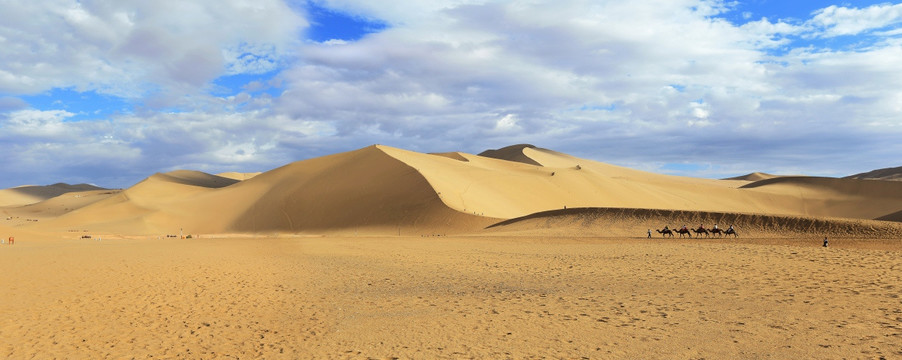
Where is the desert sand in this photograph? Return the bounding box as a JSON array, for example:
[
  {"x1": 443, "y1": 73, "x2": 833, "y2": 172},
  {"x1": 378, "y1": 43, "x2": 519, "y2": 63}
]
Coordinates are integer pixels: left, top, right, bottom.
[
  {"x1": 2, "y1": 235, "x2": 901, "y2": 359},
  {"x1": 1, "y1": 144, "x2": 901, "y2": 358}
]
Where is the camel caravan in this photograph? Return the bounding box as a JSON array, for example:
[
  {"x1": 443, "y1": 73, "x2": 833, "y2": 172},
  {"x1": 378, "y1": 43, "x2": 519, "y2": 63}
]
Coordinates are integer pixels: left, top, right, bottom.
[{"x1": 655, "y1": 224, "x2": 737, "y2": 238}]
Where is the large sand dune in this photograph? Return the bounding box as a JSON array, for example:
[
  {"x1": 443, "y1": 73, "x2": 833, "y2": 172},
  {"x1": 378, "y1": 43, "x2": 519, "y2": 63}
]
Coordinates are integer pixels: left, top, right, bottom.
[
  {"x1": 15, "y1": 146, "x2": 497, "y2": 236},
  {"x1": 2, "y1": 144, "x2": 901, "y2": 237}
]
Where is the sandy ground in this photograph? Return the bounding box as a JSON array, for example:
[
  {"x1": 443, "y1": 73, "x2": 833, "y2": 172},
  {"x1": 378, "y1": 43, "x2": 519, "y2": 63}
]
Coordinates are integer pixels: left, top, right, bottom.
[{"x1": 2, "y1": 235, "x2": 901, "y2": 359}]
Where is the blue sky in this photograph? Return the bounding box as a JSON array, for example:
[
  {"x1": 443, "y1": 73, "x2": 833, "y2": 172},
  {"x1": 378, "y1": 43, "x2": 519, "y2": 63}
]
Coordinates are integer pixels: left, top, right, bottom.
[{"x1": 1, "y1": 0, "x2": 902, "y2": 188}]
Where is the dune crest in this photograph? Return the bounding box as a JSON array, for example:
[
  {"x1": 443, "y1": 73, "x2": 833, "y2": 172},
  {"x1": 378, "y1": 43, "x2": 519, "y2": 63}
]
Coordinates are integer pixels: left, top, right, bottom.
[
  {"x1": 150, "y1": 170, "x2": 240, "y2": 188},
  {"x1": 724, "y1": 172, "x2": 780, "y2": 181},
  {"x1": 216, "y1": 172, "x2": 262, "y2": 181},
  {"x1": 478, "y1": 144, "x2": 543, "y2": 166}
]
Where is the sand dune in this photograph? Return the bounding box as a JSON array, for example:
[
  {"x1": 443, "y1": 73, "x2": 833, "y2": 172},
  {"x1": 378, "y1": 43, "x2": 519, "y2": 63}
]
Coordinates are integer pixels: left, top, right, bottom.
[
  {"x1": 724, "y1": 172, "x2": 781, "y2": 181},
  {"x1": 216, "y1": 171, "x2": 262, "y2": 181},
  {"x1": 3, "y1": 144, "x2": 902, "y2": 238},
  {"x1": 740, "y1": 176, "x2": 902, "y2": 220},
  {"x1": 150, "y1": 170, "x2": 241, "y2": 188},
  {"x1": 846, "y1": 165, "x2": 902, "y2": 181},
  {"x1": 25, "y1": 146, "x2": 496, "y2": 236},
  {"x1": 23, "y1": 171, "x2": 235, "y2": 235},
  {"x1": 478, "y1": 144, "x2": 543, "y2": 166},
  {"x1": 0, "y1": 183, "x2": 106, "y2": 207}
]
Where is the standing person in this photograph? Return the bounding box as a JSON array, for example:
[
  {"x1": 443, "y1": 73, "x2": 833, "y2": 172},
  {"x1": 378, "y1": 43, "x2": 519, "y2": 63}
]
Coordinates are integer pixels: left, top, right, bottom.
[
  {"x1": 647, "y1": 229, "x2": 652, "y2": 238},
  {"x1": 823, "y1": 236, "x2": 828, "y2": 247}
]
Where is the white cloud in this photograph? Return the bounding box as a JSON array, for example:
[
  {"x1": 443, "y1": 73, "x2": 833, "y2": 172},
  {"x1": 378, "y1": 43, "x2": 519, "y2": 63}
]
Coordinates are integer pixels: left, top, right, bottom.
[
  {"x1": 808, "y1": 3, "x2": 902, "y2": 38},
  {"x1": 3, "y1": 0, "x2": 902, "y2": 187},
  {"x1": 271, "y1": 0, "x2": 902, "y2": 177},
  {"x1": 494, "y1": 113, "x2": 520, "y2": 132},
  {"x1": 4, "y1": 109, "x2": 76, "y2": 137},
  {"x1": 0, "y1": 0, "x2": 306, "y2": 97}
]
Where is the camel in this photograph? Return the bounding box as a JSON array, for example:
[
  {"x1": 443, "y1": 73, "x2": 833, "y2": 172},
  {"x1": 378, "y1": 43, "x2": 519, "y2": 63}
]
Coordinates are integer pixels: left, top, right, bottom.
[
  {"x1": 656, "y1": 229, "x2": 674, "y2": 238},
  {"x1": 692, "y1": 227, "x2": 710, "y2": 238},
  {"x1": 710, "y1": 228, "x2": 725, "y2": 237},
  {"x1": 724, "y1": 228, "x2": 738, "y2": 238},
  {"x1": 674, "y1": 228, "x2": 692, "y2": 238}
]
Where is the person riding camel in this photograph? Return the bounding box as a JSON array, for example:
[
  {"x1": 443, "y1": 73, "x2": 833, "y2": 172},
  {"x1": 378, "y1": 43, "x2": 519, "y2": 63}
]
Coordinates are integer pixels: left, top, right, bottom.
[
  {"x1": 713, "y1": 224, "x2": 719, "y2": 230},
  {"x1": 698, "y1": 224, "x2": 705, "y2": 231},
  {"x1": 681, "y1": 224, "x2": 688, "y2": 231}
]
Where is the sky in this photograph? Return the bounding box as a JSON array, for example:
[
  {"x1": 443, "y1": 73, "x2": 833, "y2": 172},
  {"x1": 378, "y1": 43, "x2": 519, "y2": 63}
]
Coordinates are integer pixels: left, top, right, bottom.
[{"x1": 1, "y1": 0, "x2": 901, "y2": 189}]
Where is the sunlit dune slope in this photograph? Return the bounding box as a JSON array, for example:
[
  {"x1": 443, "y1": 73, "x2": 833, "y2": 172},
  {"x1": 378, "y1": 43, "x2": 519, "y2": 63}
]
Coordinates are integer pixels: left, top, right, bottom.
[
  {"x1": 740, "y1": 176, "x2": 902, "y2": 220},
  {"x1": 0, "y1": 183, "x2": 106, "y2": 207},
  {"x1": 393, "y1": 144, "x2": 867, "y2": 220},
  {"x1": 217, "y1": 172, "x2": 262, "y2": 181}
]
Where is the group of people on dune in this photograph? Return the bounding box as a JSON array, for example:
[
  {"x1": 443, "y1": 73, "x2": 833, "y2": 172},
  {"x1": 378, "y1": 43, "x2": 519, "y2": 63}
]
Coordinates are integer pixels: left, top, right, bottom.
[{"x1": 648, "y1": 224, "x2": 736, "y2": 238}]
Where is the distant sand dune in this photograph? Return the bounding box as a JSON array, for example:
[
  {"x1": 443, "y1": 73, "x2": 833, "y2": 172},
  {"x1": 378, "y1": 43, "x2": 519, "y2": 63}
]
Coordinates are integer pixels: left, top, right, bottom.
[
  {"x1": 0, "y1": 183, "x2": 106, "y2": 207},
  {"x1": 740, "y1": 176, "x2": 902, "y2": 220},
  {"x1": 846, "y1": 165, "x2": 902, "y2": 181}
]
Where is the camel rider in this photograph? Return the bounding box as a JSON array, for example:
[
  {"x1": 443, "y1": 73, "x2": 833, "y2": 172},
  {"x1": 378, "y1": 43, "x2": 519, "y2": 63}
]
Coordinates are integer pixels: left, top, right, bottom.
[
  {"x1": 713, "y1": 224, "x2": 719, "y2": 230},
  {"x1": 728, "y1": 225, "x2": 734, "y2": 231},
  {"x1": 698, "y1": 224, "x2": 705, "y2": 231},
  {"x1": 681, "y1": 225, "x2": 688, "y2": 231}
]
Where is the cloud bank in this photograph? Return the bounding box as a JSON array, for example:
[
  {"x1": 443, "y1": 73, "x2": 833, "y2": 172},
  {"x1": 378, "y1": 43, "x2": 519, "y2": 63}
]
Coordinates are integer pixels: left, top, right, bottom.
[{"x1": 1, "y1": 0, "x2": 901, "y2": 188}]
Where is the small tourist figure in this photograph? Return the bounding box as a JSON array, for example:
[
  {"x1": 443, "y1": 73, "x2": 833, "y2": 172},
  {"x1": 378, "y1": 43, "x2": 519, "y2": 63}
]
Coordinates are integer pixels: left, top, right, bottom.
[
  {"x1": 823, "y1": 236, "x2": 828, "y2": 247},
  {"x1": 647, "y1": 229, "x2": 652, "y2": 238}
]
